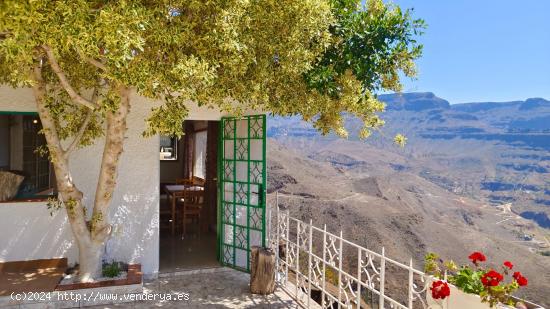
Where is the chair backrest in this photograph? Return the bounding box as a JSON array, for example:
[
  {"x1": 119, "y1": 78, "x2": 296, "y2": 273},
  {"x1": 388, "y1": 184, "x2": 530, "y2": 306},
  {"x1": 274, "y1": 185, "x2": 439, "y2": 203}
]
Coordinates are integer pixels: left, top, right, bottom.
[
  {"x1": 192, "y1": 176, "x2": 205, "y2": 186},
  {"x1": 176, "y1": 178, "x2": 194, "y2": 185}
]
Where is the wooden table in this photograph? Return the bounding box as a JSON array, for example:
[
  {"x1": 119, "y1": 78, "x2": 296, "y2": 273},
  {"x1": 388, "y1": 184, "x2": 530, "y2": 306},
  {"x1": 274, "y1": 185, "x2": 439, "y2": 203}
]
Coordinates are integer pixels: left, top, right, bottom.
[{"x1": 164, "y1": 184, "x2": 204, "y2": 235}]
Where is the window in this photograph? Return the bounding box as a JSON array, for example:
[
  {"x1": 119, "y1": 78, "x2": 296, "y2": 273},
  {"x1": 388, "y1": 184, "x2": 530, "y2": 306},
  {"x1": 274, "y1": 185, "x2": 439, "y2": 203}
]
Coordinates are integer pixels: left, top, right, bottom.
[
  {"x1": 193, "y1": 130, "x2": 207, "y2": 179},
  {"x1": 0, "y1": 113, "x2": 56, "y2": 202}
]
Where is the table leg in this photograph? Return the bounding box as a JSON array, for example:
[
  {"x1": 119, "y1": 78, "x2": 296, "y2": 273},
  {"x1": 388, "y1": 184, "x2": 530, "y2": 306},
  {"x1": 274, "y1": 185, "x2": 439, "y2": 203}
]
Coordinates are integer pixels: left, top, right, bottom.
[{"x1": 171, "y1": 193, "x2": 176, "y2": 236}]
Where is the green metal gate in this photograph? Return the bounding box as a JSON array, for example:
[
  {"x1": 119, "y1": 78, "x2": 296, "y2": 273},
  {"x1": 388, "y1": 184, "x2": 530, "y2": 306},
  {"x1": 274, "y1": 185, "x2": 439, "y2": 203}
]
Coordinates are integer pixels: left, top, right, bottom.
[{"x1": 218, "y1": 115, "x2": 267, "y2": 272}]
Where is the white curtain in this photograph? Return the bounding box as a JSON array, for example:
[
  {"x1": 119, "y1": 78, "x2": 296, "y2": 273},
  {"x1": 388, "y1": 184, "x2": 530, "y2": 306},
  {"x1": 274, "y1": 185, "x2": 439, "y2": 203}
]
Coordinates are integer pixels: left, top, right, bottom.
[{"x1": 193, "y1": 131, "x2": 207, "y2": 179}]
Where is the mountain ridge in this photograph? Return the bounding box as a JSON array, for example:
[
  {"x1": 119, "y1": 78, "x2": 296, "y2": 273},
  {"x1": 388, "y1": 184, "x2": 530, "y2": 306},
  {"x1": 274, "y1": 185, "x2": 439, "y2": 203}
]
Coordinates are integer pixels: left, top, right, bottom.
[
  {"x1": 378, "y1": 91, "x2": 549, "y2": 109},
  {"x1": 268, "y1": 92, "x2": 550, "y2": 230}
]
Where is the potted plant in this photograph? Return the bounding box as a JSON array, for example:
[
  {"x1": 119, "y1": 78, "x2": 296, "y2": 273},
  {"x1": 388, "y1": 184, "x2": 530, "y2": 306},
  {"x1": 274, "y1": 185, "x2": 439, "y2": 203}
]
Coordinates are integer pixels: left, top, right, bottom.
[{"x1": 424, "y1": 251, "x2": 529, "y2": 309}]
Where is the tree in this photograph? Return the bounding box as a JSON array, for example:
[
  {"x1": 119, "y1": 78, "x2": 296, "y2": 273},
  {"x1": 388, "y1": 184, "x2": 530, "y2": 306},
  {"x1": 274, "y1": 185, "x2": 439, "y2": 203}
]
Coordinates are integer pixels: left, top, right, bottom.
[{"x1": 0, "y1": 0, "x2": 424, "y2": 282}]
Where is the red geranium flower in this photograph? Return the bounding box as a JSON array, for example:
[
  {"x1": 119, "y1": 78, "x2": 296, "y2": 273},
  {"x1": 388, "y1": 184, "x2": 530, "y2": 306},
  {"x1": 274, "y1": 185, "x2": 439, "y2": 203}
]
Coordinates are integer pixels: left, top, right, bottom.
[
  {"x1": 517, "y1": 276, "x2": 528, "y2": 287},
  {"x1": 430, "y1": 280, "x2": 451, "y2": 300},
  {"x1": 503, "y1": 261, "x2": 513, "y2": 269},
  {"x1": 513, "y1": 272, "x2": 528, "y2": 287},
  {"x1": 481, "y1": 270, "x2": 504, "y2": 287},
  {"x1": 468, "y1": 251, "x2": 486, "y2": 265}
]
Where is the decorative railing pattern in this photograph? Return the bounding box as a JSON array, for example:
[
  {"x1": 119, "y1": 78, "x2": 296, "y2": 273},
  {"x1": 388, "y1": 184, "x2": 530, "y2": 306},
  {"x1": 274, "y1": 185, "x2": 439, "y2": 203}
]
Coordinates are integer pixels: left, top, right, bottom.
[
  {"x1": 268, "y1": 193, "x2": 435, "y2": 309},
  {"x1": 267, "y1": 193, "x2": 544, "y2": 309}
]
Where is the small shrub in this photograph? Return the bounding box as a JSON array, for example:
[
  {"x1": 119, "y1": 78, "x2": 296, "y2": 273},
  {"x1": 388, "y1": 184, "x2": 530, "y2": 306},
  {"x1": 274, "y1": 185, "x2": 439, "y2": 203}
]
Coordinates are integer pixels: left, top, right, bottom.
[{"x1": 102, "y1": 261, "x2": 122, "y2": 278}]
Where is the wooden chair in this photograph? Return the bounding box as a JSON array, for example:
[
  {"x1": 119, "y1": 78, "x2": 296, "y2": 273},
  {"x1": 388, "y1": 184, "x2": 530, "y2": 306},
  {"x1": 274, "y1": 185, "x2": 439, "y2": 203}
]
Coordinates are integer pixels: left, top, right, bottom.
[
  {"x1": 174, "y1": 178, "x2": 193, "y2": 209},
  {"x1": 192, "y1": 176, "x2": 205, "y2": 186},
  {"x1": 159, "y1": 193, "x2": 172, "y2": 230},
  {"x1": 182, "y1": 190, "x2": 204, "y2": 237},
  {"x1": 176, "y1": 178, "x2": 194, "y2": 185}
]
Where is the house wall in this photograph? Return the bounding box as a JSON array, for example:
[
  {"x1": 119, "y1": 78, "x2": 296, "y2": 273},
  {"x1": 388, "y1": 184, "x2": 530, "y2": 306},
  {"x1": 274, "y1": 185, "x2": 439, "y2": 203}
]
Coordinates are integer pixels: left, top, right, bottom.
[
  {"x1": 0, "y1": 86, "x2": 244, "y2": 277},
  {"x1": 70, "y1": 93, "x2": 161, "y2": 277}
]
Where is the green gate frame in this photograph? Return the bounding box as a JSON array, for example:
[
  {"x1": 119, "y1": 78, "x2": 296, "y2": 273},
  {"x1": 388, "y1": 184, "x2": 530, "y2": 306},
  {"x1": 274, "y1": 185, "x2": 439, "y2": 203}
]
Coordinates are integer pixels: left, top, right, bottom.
[{"x1": 217, "y1": 114, "x2": 267, "y2": 272}]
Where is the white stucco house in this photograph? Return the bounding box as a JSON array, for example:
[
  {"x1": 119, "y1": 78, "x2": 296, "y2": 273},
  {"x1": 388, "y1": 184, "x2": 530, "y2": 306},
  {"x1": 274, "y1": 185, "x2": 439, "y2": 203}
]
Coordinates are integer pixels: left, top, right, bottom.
[
  {"x1": 3, "y1": 87, "x2": 547, "y2": 309},
  {"x1": 0, "y1": 86, "x2": 267, "y2": 279}
]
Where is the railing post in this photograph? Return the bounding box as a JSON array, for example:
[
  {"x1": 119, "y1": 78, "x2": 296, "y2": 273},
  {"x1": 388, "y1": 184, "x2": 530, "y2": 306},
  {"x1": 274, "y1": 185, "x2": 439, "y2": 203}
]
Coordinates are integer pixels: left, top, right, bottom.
[
  {"x1": 275, "y1": 192, "x2": 280, "y2": 283},
  {"x1": 285, "y1": 209, "x2": 290, "y2": 286},
  {"x1": 322, "y1": 224, "x2": 327, "y2": 308},
  {"x1": 267, "y1": 201, "x2": 271, "y2": 248},
  {"x1": 408, "y1": 259, "x2": 414, "y2": 309},
  {"x1": 308, "y1": 219, "x2": 313, "y2": 309},
  {"x1": 356, "y1": 248, "x2": 362, "y2": 308},
  {"x1": 338, "y1": 230, "x2": 343, "y2": 308},
  {"x1": 379, "y1": 247, "x2": 386, "y2": 309},
  {"x1": 296, "y1": 220, "x2": 300, "y2": 301}
]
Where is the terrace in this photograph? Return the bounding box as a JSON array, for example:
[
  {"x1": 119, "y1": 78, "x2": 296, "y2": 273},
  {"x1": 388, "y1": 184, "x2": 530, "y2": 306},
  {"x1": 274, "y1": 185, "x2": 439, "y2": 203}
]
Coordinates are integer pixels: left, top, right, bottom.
[{"x1": 2, "y1": 194, "x2": 545, "y2": 308}]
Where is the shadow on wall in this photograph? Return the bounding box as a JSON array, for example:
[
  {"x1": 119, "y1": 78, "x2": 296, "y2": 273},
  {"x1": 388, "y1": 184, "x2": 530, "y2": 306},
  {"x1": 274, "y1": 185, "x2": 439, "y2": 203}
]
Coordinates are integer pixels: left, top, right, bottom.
[
  {"x1": 0, "y1": 191, "x2": 159, "y2": 276},
  {"x1": 0, "y1": 202, "x2": 76, "y2": 264},
  {"x1": 105, "y1": 189, "x2": 159, "y2": 276}
]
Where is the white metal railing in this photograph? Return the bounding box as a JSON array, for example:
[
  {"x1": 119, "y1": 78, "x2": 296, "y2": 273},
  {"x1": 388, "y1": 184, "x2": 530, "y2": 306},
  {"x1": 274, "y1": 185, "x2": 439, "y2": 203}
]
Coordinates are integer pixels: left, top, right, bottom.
[
  {"x1": 267, "y1": 192, "x2": 545, "y2": 309},
  {"x1": 268, "y1": 192, "x2": 434, "y2": 309}
]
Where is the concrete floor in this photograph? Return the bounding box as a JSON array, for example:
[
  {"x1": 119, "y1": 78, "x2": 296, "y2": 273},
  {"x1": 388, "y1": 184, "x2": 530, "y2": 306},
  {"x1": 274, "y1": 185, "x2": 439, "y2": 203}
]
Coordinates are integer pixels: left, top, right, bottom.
[
  {"x1": 159, "y1": 230, "x2": 220, "y2": 272},
  {"x1": 91, "y1": 268, "x2": 300, "y2": 308},
  {"x1": 159, "y1": 190, "x2": 219, "y2": 272}
]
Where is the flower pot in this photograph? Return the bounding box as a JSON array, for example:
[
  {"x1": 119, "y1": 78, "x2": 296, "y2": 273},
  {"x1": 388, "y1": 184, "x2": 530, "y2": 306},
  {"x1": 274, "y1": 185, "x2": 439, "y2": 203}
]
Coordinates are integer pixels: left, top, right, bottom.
[{"x1": 426, "y1": 280, "x2": 515, "y2": 309}]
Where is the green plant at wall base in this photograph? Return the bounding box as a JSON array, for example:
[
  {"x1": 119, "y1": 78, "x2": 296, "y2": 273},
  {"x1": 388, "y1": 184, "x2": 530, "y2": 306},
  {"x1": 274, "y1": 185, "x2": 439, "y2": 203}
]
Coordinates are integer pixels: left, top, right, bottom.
[
  {"x1": 102, "y1": 261, "x2": 122, "y2": 278},
  {"x1": 425, "y1": 252, "x2": 529, "y2": 308}
]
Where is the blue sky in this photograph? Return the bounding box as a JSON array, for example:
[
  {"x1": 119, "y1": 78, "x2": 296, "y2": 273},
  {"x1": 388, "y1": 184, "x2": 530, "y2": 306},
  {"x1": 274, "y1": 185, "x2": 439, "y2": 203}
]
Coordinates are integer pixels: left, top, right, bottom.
[{"x1": 384, "y1": 0, "x2": 550, "y2": 104}]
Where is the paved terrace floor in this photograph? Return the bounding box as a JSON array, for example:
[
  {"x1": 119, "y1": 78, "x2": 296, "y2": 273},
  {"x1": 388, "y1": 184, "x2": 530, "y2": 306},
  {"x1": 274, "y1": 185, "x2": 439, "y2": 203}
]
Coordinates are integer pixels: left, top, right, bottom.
[{"x1": 91, "y1": 268, "x2": 301, "y2": 309}]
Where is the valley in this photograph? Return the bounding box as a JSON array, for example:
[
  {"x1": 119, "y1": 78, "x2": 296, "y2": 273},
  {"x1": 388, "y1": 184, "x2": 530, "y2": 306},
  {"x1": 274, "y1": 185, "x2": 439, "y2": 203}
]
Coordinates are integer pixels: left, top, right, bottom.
[{"x1": 266, "y1": 92, "x2": 550, "y2": 305}]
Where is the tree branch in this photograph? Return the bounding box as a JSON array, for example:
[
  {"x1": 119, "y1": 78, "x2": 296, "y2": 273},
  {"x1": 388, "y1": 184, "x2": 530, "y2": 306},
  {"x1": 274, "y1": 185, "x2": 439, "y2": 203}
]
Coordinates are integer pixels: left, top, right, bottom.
[
  {"x1": 92, "y1": 223, "x2": 112, "y2": 241},
  {"x1": 41, "y1": 45, "x2": 98, "y2": 110},
  {"x1": 75, "y1": 47, "x2": 108, "y2": 72},
  {"x1": 64, "y1": 87, "x2": 100, "y2": 156},
  {"x1": 91, "y1": 85, "x2": 130, "y2": 242},
  {"x1": 84, "y1": 56, "x2": 107, "y2": 71},
  {"x1": 32, "y1": 60, "x2": 66, "y2": 158},
  {"x1": 65, "y1": 111, "x2": 93, "y2": 156}
]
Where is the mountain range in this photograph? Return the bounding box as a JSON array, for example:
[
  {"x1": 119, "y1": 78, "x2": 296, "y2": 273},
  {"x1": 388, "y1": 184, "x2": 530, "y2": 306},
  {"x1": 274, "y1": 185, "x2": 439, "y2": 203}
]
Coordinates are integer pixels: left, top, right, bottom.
[
  {"x1": 268, "y1": 92, "x2": 550, "y2": 228},
  {"x1": 266, "y1": 92, "x2": 550, "y2": 306}
]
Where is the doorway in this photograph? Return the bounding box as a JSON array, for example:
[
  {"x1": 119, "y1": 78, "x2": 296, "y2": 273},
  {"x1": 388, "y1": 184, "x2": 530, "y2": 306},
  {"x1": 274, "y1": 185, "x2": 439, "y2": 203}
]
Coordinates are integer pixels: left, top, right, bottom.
[{"x1": 159, "y1": 120, "x2": 220, "y2": 272}]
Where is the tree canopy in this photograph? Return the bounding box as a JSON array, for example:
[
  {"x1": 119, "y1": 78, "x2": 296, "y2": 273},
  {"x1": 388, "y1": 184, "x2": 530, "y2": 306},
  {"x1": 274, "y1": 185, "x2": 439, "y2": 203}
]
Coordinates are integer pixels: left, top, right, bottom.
[
  {"x1": 0, "y1": 0, "x2": 424, "y2": 142},
  {"x1": 0, "y1": 0, "x2": 424, "y2": 281}
]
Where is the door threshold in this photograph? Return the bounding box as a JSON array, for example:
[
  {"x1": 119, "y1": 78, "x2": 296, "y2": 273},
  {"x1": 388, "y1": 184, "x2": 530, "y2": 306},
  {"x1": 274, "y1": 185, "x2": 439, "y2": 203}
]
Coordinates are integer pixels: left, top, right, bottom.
[{"x1": 158, "y1": 266, "x2": 230, "y2": 278}]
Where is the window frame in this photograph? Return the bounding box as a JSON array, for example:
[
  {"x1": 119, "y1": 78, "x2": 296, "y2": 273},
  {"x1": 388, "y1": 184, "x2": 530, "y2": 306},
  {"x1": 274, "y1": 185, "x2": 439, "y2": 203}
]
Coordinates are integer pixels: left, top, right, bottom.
[{"x1": 0, "y1": 111, "x2": 56, "y2": 203}]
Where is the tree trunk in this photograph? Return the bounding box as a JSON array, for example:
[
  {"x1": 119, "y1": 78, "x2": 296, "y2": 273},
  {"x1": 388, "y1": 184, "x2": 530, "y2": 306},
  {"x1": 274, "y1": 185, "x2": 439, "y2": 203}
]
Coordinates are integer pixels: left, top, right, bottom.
[
  {"x1": 250, "y1": 246, "x2": 276, "y2": 295},
  {"x1": 77, "y1": 241, "x2": 103, "y2": 282},
  {"x1": 91, "y1": 85, "x2": 130, "y2": 244},
  {"x1": 32, "y1": 64, "x2": 95, "y2": 281},
  {"x1": 32, "y1": 62, "x2": 132, "y2": 282}
]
